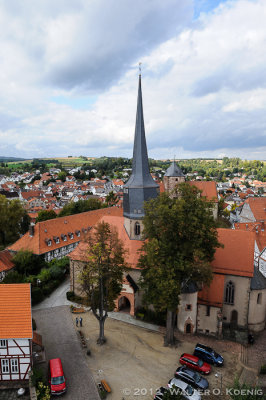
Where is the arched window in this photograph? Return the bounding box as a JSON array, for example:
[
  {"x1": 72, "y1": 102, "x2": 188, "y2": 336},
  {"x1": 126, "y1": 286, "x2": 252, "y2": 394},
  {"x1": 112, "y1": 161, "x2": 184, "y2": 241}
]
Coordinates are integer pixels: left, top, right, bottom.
[
  {"x1": 135, "y1": 222, "x2": 140, "y2": 236},
  {"x1": 225, "y1": 281, "x2": 235, "y2": 305}
]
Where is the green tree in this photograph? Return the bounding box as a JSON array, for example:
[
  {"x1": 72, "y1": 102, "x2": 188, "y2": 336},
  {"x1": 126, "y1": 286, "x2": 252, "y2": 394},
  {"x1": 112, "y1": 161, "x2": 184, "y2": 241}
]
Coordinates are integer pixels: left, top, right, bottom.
[
  {"x1": 12, "y1": 250, "x2": 46, "y2": 276},
  {"x1": 57, "y1": 171, "x2": 67, "y2": 182},
  {"x1": 80, "y1": 222, "x2": 127, "y2": 345},
  {"x1": 139, "y1": 183, "x2": 221, "y2": 345},
  {"x1": 0, "y1": 195, "x2": 30, "y2": 246},
  {"x1": 36, "y1": 209, "x2": 57, "y2": 223},
  {"x1": 105, "y1": 191, "x2": 119, "y2": 206},
  {"x1": 58, "y1": 198, "x2": 103, "y2": 217}
]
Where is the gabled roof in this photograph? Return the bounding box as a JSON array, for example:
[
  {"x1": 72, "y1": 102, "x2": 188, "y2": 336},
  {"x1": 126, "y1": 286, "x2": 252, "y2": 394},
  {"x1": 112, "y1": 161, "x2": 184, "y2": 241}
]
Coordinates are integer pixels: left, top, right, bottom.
[
  {"x1": 212, "y1": 229, "x2": 255, "y2": 277},
  {"x1": 0, "y1": 284, "x2": 32, "y2": 339},
  {"x1": 198, "y1": 274, "x2": 225, "y2": 307},
  {"x1": 69, "y1": 215, "x2": 143, "y2": 269},
  {"x1": 250, "y1": 266, "x2": 266, "y2": 290},
  {"x1": 245, "y1": 197, "x2": 266, "y2": 221},
  {"x1": 0, "y1": 250, "x2": 14, "y2": 273},
  {"x1": 189, "y1": 181, "x2": 218, "y2": 202},
  {"x1": 8, "y1": 207, "x2": 123, "y2": 255}
]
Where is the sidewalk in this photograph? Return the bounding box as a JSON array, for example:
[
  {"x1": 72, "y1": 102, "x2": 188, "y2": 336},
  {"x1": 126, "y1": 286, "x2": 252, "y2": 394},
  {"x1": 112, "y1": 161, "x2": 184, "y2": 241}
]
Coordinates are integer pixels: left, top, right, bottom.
[{"x1": 239, "y1": 329, "x2": 266, "y2": 391}]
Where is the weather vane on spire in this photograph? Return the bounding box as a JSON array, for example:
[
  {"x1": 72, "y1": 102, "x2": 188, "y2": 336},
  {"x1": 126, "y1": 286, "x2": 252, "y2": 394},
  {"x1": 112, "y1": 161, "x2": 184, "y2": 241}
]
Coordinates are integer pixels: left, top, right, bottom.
[{"x1": 139, "y1": 62, "x2": 142, "y2": 75}]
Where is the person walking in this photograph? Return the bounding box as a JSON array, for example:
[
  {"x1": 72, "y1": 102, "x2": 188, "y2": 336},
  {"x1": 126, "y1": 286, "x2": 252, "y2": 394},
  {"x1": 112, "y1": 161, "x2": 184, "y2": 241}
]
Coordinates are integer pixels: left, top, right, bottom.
[
  {"x1": 80, "y1": 317, "x2": 83, "y2": 327},
  {"x1": 76, "y1": 317, "x2": 79, "y2": 327}
]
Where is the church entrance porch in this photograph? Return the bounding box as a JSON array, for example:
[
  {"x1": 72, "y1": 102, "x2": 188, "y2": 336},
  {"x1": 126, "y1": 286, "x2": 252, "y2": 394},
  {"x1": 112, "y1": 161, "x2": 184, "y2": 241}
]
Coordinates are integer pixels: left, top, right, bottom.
[{"x1": 118, "y1": 296, "x2": 131, "y2": 313}]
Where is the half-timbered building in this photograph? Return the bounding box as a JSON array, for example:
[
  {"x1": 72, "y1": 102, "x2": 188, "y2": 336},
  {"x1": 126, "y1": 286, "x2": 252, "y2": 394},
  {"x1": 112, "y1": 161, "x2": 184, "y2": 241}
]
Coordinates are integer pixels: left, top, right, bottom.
[{"x1": 0, "y1": 284, "x2": 32, "y2": 383}]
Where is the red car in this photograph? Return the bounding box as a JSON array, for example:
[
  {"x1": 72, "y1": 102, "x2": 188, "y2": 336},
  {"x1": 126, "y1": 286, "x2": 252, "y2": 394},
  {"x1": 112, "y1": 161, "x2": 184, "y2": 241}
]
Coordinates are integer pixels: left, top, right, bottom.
[{"x1": 179, "y1": 353, "x2": 211, "y2": 375}]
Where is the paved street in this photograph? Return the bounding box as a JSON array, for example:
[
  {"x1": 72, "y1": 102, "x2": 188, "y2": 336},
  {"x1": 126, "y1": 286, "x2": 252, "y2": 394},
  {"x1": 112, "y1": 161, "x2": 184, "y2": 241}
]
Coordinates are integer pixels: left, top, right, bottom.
[
  {"x1": 33, "y1": 304, "x2": 100, "y2": 399},
  {"x1": 33, "y1": 278, "x2": 72, "y2": 310}
]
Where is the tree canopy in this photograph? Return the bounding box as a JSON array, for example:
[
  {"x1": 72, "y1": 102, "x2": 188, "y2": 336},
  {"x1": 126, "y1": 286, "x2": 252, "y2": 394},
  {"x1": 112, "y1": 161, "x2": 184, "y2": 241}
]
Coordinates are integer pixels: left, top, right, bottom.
[
  {"x1": 58, "y1": 198, "x2": 104, "y2": 217},
  {"x1": 139, "y1": 183, "x2": 221, "y2": 345},
  {"x1": 36, "y1": 209, "x2": 57, "y2": 223},
  {"x1": 80, "y1": 222, "x2": 127, "y2": 344},
  {"x1": 0, "y1": 195, "x2": 30, "y2": 247}
]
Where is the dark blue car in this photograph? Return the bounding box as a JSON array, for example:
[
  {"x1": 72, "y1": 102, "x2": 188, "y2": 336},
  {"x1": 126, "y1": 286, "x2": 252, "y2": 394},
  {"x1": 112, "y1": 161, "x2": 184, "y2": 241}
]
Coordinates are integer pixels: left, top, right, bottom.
[{"x1": 193, "y1": 343, "x2": 224, "y2": 366}]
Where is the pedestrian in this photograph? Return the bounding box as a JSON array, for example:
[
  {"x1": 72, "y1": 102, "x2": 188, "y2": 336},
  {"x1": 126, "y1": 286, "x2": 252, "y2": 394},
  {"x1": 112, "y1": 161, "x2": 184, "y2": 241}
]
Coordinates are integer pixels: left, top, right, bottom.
[
  {"x1": 76, "y1": 317, "x2": 78, "y2": 327},
  {"x1": 80, "y1": 317, "x2": 83, "y2": 327}
]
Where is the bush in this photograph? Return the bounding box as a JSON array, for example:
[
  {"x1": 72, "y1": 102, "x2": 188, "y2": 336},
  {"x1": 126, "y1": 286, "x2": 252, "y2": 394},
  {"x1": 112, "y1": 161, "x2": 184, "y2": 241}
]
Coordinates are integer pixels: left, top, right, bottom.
[
  {"x1": 260, "y1": 364, "x2": 266, "y2": 374},
  {"x1": 66, "y1": 291, "x2": 75, "y2": 301},
  {"x1": 37, "y1": 268, "x2": 51, "y2": 283},
  {"x1": 30, "y1": 367, "x2": 45, "y2": 387},
  {"x1": 49, "y1": 264, "x2": 64, "y2": 280},
  {"x1": 48, "y1": 256, "x2": 70, "y2": 273},
  {"x1": 31, "y1": 287, "x2": 45, "y2": 305},
  {"x1": 2, "y1": 271, "x2": 25, "y2": 283},
  {"x1": 135, "y1": 307, "x2": 166, "y2": 326}
]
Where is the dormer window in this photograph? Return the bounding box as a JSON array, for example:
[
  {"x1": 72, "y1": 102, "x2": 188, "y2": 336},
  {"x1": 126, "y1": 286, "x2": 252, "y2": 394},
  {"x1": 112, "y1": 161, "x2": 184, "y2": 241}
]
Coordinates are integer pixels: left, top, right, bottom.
[
  {"x1": 45, "y1": 238, "x2": 52, "y2": 246},
  {"x1": 53, "y1": 236, "x2": 60, "y2": 244},
  {"x1": 68, "y1": 232, "x2": 74, "y2": 239},
  {"x1": 75, "y1": 230, "x2": 80, "y2": 237}
]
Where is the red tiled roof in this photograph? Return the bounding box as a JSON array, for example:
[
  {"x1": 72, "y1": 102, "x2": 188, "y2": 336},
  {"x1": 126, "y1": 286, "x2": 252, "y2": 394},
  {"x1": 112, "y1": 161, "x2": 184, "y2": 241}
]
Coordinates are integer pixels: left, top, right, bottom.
[
  {"x1": 0, "y1": 284, "x2": 32, "y2": 339},
  {"x1": 198, "y1": 274, "x2": 225, "y2": 307},
  {"x1": 212, "y1": 229, "x2": 255, "y2": 277},
  {"x1": 0, "y1": 250, "x2": 14, "y2": 273},
  {"x1": 189, "y1": 181, "x2": 218, "y2": 202},
  {"x1": 21, "y1": 191, "x2": 43, "y2": 200},
  {"x1": 245, "y1": 197, "x2": 266, "y2": 221},
  {"x1": 8, "y1": 207, "x2": 123, "y2": 255},
  {"x1": 69, "y1": 215, "x2": 143, "y2": 269}
]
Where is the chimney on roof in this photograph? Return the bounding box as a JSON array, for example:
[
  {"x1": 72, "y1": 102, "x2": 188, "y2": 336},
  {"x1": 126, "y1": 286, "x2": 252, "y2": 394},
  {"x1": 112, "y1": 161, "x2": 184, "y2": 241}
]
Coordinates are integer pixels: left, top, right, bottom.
[{"x1": 29, "y1": 223, "x2": 35, "y2": 237}]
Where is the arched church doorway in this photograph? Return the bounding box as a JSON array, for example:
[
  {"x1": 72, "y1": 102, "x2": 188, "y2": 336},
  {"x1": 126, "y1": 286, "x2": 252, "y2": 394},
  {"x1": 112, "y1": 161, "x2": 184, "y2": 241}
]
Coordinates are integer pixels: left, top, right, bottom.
[
  {"x1": 185, "y1": 323, "x2": 192, "y2": 334},
  {"x1": 118, "y1": 296, "x2": 131, "y2": 313}
]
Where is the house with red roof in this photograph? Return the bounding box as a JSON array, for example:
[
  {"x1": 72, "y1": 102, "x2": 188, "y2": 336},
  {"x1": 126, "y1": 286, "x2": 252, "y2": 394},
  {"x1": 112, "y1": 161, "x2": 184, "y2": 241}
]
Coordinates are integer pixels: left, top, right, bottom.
[
  {"x1": 8, "y1": 207, "x2": 123, "y2": 262},
  {"x1": 239, "y1": 197, "x2": 266, "y2": 224},
  {"x1": 0, "y1": 284, "x2": 33, "y2": 383},
  {"x1": 0, "y1": 250, "x2": 15, "y2": 281},
  {"x1": 195, "y1": 229, "x2": 266, "y2": 337}
]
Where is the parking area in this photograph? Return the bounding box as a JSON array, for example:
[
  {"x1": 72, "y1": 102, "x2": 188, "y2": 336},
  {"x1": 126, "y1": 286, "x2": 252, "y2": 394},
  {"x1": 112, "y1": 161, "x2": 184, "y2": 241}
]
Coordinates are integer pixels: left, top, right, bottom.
[
  {"x1": 33, "y1": 306, "x2": 100, "y2": 400},
  {"x1": 72, "y1": 310, "x2": 242, "y2": 400}
]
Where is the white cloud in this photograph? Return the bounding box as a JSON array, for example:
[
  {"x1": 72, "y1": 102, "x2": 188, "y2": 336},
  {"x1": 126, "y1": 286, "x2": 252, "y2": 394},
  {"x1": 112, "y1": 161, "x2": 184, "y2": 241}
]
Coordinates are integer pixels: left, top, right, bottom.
[{"x1": 0, "y1": 0, "x2": 265, "y2": 159}]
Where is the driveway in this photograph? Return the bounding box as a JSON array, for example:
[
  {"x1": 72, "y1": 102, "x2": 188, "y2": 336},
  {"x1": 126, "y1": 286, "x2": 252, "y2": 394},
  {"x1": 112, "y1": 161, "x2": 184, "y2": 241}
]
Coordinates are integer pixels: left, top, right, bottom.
[{"x1": 33, "y1": 283, "x2": 100, "y2": 400}]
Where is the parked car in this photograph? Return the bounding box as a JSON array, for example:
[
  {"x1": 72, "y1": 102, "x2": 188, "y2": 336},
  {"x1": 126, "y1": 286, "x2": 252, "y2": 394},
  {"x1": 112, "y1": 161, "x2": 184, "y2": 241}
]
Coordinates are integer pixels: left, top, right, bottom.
[
  {"x1": 193, "y1": 343, "x2": 224, "y2": 366},
  {"x1": 48, "y1": 358, "x2": 66, "y2": 395},
  {"x1": 154, "y1": 386, "x2": 170, "y2": 399},
  {"x1": 168, "y1": 377, "x2": 201, "y2": 400},
  {"x1": 175, "y1": 366, "x2": 209, "y2": 390},
  {"x1": 179, "y1": 353, "x2": 211, "y2": 375}
]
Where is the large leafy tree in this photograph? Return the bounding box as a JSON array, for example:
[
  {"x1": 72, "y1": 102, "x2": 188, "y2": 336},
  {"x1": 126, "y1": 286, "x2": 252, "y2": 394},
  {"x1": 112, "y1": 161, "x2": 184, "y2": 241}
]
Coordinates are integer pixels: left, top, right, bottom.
[
  {"x1": 58, "y1": 198, "x2": 103, "y2": 217},
  {"x1": 0, "y1": 195, "x2": 30, "y2": 247},
  {"x1": 139, "y1": 183, "x2": 221, "y2": 346},
  {"x1": 80, "y1": 222, "x2": 127, "y2": 345},
  {"x1": 12, "y1": 250, "x2": 47, "y2": 276},
  {"x1": 36, "y1": 209, "x2": 57, "y2": 223},
  {"x1": 105, "y1": 191, "x2": 118, "y2": 206}
]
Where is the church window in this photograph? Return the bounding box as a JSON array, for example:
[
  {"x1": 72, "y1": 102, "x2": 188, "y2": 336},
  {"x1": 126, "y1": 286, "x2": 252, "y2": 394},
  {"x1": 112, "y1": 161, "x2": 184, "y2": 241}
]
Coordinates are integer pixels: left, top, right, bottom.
[
  {"x1": 185, "y1": 304, "x2": 192, "y2": 311},
  {"x1": 225, "y1": 281, "x2": 235, "y2": 305},
  {"x1": 257, "y1": 293, "x2": 262, "y2": 304},
  {"x1": 135, "y1": 222, "x2": 140, "y2": 236}
]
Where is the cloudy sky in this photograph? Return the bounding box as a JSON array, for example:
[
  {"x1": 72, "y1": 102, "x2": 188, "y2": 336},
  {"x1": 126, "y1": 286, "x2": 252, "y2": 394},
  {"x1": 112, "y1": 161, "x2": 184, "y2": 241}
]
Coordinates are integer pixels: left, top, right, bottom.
[{"x1": 0, "y1": 0, "x2": 266, "y2": 160}]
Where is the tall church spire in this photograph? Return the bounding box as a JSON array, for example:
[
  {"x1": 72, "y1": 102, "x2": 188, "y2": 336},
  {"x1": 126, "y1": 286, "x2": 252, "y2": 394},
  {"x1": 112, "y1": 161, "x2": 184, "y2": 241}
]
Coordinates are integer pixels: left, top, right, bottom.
[{"x1": 123, "y1": 73, "x2": 158, "y2": 238}]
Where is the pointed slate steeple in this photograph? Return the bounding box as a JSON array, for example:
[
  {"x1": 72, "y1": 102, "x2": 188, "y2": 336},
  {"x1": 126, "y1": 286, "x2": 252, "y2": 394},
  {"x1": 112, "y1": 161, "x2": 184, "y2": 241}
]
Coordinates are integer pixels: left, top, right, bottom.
[{"x1": 123, "y1": 74, "x2": 158, "y2": 227}]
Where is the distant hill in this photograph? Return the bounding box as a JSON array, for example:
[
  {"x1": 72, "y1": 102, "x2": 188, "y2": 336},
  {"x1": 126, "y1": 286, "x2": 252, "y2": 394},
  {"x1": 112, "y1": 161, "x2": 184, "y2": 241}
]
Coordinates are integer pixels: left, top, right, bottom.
[{"x1": 0, "y1": 157, "x2": 27, "y2": 162}]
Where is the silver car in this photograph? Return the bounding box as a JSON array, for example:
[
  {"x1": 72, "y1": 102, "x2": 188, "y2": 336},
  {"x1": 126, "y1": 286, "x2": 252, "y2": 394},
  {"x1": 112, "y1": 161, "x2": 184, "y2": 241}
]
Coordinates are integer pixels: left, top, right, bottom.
[{"x1": 168, "y1": 377, "x2": 201, "y2": 400}]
